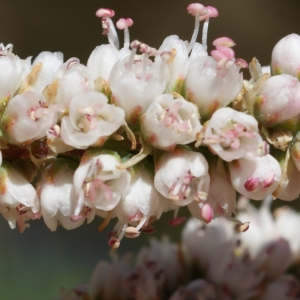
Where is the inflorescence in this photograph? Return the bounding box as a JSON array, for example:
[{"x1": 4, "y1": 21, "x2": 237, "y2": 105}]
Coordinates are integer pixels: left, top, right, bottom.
[{"x1": 0, "y1": 3, "x2": 300, "y2": 251}]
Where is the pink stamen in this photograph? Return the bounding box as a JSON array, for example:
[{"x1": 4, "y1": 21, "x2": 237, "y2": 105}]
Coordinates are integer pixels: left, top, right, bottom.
[
  {"x1": 93, "y1": 178, "x2": 113, "y2": 200},
  {"x1": 235, "y1": 58, "x2": 249, "y2": 68},
  {"x1": 244, "y1": 177, "x2": 259, "y2": 192},
  {"x1": 187, "y1": 3, "x2": 206, "y2": 16},
  {"x1": 169, "y1": 171, "x2": 195, "y2": 200}
]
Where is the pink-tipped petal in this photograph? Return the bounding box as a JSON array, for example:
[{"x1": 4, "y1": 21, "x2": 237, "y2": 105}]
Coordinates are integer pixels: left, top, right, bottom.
[{"x1": 96, "y1": 8, "x2": 115, "y2": 18}]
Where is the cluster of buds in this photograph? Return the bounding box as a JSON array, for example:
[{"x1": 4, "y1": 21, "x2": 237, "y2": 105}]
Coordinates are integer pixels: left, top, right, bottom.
[
  {"x1": 58, "y1": 196, "x2": 300, "y2": 300},
  {"x1": 0, "y1": 2, "x2": 300, "y2": 250}
]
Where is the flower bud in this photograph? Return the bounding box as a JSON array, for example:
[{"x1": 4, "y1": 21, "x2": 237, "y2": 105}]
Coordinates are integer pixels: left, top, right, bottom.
[
  {"x1": 271, "y1": 33, "x2": 300, "y2": 79},
  {"x1": 253, "y1": 74, "x2": 300, "y2": 130}
]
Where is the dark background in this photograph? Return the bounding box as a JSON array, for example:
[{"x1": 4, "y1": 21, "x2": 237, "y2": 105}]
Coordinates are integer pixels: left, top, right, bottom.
[{"x1": 1, "y1": 1, "x2": 300, "y2": 299}]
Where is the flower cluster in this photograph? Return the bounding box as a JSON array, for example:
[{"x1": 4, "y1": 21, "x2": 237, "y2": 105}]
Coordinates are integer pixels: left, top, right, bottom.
[
  {"x1": 58, "y1": 196, "x2": 300, "y2": 300},
  {"x1": 0, "y1": 2, "x2": 300, "y2": 249}
]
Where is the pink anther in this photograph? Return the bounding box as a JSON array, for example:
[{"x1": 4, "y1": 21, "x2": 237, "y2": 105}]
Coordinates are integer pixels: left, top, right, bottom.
[
  {"x1": 187, "y1": 3, "x2": 206, "y2": 16},
  {"x1": 213, "y1": 37, "x2": 235, "y2": 48},
  {"x1": 244, "y1": 176, "x2": 259, "y2": 192},
  {"x1": 116, "y1": 18, "x2": 133, "y2": 30},
  {"x1": 199, "y1": 6, "x2": 218, "y2": 21},
  {"x1": 211, "y1": 46, "x2": 235, "y2": 62},
  {"x1": 96, "y1": 8, "x2": 115, "y2": 18}
]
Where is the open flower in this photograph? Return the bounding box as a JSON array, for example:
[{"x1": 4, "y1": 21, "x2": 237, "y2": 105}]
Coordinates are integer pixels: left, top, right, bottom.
[
  {"x1": 154, "y1": 148, "x2": 210, "y2": 206},
  {"x1": 37, "y1": 158, "x2": 95, "y2": 231},
  {"x1": 141, "y1": 93, "x2": 202, "y2": 151},
  {"x1": 0, "y1": 161, "x2": 40, "y2": 232},
  {"x1": 203, "y1": 107, "x2": 265, "y2": 161},
  {"x1": 229, "y1": 155, "x2": 281, "y2": 200},
  {"x1": 1, "y1": 90, "x2": 58, "y2": 144},
  {"x1": 109, "y1": 41, "x2": 169, "y2": 124},
  {"x1": 60, "y1": 92, "x2": 125, "y2": 149},
  {"x1": 185, "y1": 55, "x2": 243, "y2": 120},
  {"x1": 73, "y1": 149, "x2": 131, "y2": 216}
]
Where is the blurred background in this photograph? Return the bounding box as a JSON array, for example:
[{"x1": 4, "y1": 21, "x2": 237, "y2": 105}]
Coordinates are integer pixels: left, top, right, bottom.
[{"x1": 0, "y1": 0, "x2": 300, "y2": 299}]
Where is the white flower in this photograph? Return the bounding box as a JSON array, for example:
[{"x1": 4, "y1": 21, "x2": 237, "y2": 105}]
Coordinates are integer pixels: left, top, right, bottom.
[
  {"x1": 188, "y1": 159, "x2": 236, "y2": 222},
  {"x1": 54, "y1": 58, "x2": 95, "y2": 107},
  {"x1": 229, "y1": 155, "x2": 281, "y2": 200},
  {"x1": 73, "y1": 149, "x2": 131, "y2": 216},
  {"x1": 0, "y1": 43, "x2": 28, "y2": 100},
  {"x1": 87, "y1": 44, "x2": 121, "y2": 81},
  {"x1": 27, "y1": 51, "x2": 64, "y2": 93},
  {"x1": 0, "y1": 162, "x2": 40, "y2": 232},
  {"x1": 271, "y1": 33, "x2": 300, "y2": 79},
  {"x1": 1, "y1": 91, "x2": 58, "y2": 144},
  {"x1": 140, "y1": 93, "x2": 202, "y2": 150},
  {"x1": 37, "y1": 158, "x2": 95, "y2": 231},
  {"x1": 109, "y1": 41, "x2": 169, "y2": 124},
  {"x1": 185, "y1": 55, "x2": 243, "y2": 120},
  {"x1": 115, "y1": 163, "x2": 160, "y2": 231},
  {"x1": 60, "y1": 92, "x2": 125, "y2": 149},
  {"x1": 203, "y1": 107, "x2": 265, "y2": 161},
  {"x1": 154, "y1": 148, "x2": 210, "y2": 206},
  {"x1": 253, "y1": 74, "x2": 300, "y2": 129}
]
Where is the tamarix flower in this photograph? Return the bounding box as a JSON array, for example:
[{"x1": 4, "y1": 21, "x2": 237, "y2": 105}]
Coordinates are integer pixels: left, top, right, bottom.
[
  {"x1": 185, "y1": 47, "x2": 243, "y2": 120},
  {"x1": 271, "y1": 33, "x2": 300, "y2": 79},
  {"x1": 203, "y1": 107, "x2": 265, "y2": 161},
  {"x1": 37, "y1": 158, "x2": 94, "y2": 231},
  {"x1": 1, "y1": 90, "x2": 58, "y2": 144},
  {"x1": 60, "y1": 92, "x2": 125, "y2": 149},
  {"x1": 154, "y1": 148, "x2": 209, "y2": 206},
  {"x1": 229, "y1": 155, "x2": 281, "y2": 200},
  {"x1": 73, "y1": 149, "x2": 131, "y2": 216},
  {"x1": 252, "y1": 74, "x2": 300, "y2": 131},
  {"x1": 0, "y1": 161, "x2": 40, "y2": 232},
  {"x1": 109, "y1": 40, "x2": 169, "y2": 124},
  {"x1": 140, "y1": 93, "x2": 202, "y2": 151}
]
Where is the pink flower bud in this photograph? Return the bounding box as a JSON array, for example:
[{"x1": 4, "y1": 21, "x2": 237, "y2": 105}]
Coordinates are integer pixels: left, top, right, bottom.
[{"x1": 271, "y1": 33, "x2": 300, "y2": 79}]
